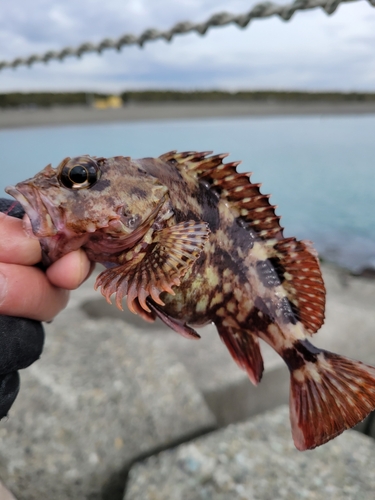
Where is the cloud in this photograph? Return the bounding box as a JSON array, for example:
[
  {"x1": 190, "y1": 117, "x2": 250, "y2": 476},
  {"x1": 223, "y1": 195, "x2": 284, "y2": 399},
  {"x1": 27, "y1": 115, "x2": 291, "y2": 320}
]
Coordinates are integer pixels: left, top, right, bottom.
[{"x1": 1, "y1": 0, "x2": 375, "y2": 92}]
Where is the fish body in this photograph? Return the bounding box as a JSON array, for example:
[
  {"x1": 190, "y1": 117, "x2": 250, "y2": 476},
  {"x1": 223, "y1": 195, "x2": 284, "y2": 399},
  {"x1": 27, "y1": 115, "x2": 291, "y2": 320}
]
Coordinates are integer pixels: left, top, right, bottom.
[{"x1": 6, "y1": 151, "x2": 375, "y2": 450}]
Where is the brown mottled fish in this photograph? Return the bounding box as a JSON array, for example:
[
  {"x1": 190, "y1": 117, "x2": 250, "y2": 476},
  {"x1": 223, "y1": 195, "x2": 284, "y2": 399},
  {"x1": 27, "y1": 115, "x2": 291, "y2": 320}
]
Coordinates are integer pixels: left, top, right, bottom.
[{"x1": 6, "y1": 151, "x2": 375, "y2": 450}]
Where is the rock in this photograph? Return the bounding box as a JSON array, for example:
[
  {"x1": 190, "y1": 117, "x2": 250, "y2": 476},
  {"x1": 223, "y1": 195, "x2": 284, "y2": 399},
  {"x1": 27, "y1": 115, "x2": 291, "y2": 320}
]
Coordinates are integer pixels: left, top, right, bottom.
[
  {"x1": 316, "y1": 264, "x2": 375, "y2": 365},
  {"x1": 0, "y1": 314, "x2": 216, "y2": 499},
  {"x1": 125, "y1": 406, "x2": 375, "y2": 500}
]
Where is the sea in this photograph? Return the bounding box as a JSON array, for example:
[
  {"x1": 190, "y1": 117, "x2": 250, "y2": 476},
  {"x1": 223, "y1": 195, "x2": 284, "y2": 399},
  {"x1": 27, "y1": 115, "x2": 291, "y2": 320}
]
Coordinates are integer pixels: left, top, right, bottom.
[{"x1": 1, "y1": 114, "x2": 374, "y2": 274}]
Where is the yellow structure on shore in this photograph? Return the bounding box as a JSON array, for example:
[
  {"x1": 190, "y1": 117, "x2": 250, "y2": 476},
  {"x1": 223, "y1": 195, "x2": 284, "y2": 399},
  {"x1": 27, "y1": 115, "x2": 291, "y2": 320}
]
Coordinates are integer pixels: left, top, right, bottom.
[{"x1": 93, "y1": 95, "x2": 123, "y2": 109}]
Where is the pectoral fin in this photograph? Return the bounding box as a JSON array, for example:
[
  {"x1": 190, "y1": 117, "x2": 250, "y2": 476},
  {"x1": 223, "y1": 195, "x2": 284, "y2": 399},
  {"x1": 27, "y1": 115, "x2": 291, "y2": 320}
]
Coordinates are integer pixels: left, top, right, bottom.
[{"x1": 95, "y1": 220, "x2": 210, "y2": 314}]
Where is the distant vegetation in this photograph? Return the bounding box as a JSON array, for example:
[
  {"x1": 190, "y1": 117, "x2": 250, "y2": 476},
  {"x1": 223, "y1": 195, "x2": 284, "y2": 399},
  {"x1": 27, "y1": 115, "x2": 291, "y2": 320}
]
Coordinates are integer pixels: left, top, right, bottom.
[
  {"x1": 1, "y1": 90, "x2": 375, "y2": 108},
  {"x1": 0, "y1": 92, "x2": 107, "y2": 108}
]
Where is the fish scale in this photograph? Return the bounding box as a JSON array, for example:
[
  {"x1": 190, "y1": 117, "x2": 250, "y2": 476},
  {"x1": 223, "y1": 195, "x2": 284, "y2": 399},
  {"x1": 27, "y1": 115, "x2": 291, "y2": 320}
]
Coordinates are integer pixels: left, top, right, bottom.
[{"x1": 6, "y1": 150, "x2": 375, "y2": 451}]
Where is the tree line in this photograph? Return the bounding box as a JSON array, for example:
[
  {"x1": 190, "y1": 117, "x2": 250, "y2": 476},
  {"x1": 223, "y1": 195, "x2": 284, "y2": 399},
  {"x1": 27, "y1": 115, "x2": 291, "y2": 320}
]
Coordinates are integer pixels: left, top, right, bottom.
[{"x1": 1, "y1": 90, "x2": 375, "y2": 108}]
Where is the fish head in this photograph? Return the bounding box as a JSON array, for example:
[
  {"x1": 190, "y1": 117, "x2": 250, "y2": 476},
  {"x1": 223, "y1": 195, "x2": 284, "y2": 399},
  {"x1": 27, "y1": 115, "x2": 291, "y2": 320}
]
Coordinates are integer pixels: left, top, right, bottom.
[{"x1": 5, "y1": 155, "x2": 168, "y2": 264}]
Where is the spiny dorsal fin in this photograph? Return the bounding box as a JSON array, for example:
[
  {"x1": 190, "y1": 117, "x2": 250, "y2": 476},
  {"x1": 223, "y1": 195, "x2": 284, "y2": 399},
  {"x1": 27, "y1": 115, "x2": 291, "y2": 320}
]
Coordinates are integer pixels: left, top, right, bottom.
[{"x1": 161, "y1": 151, "x2": 284, "y2": 239}]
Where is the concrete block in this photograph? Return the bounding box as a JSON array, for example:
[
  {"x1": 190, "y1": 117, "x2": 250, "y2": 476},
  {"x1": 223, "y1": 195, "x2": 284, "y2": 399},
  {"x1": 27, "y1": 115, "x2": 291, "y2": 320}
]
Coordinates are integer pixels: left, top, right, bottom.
[
  {"x1": 0, "y1": 315, "x2": 216, "y2": 499},
  {"x1": 125, "y1": 405, "x2": 375, "y2": 500}
]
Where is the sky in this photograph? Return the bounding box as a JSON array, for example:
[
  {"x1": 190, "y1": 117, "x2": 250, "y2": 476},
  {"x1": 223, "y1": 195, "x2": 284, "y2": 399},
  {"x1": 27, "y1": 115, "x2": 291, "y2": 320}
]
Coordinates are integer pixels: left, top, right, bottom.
[{"x1": 1, "y1": 0, "x2": 375, "y2": 93}]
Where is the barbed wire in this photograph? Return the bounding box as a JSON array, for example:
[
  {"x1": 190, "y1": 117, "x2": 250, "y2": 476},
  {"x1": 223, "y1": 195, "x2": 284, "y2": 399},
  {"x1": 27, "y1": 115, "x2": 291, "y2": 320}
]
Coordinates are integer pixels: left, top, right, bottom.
[{"x1": 1, "y1": 0, "x2": 374, "y2": 72}]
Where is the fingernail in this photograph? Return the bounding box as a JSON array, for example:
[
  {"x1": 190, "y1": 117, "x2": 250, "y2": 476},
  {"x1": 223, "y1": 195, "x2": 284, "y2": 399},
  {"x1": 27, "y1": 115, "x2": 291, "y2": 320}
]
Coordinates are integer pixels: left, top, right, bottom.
[{"x1": 0, "y1": 270, "x2": 8, "y2": 307}]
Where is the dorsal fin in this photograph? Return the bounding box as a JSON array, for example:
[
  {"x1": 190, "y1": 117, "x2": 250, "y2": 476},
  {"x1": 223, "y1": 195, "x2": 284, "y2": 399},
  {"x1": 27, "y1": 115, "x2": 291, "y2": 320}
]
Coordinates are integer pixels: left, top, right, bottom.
[
  {"x1": 161, "y1": 151, "x2": 284, "y2": 240},
  {"x1": 161, "y1": 152, "x2": 326, "y2": 334}
]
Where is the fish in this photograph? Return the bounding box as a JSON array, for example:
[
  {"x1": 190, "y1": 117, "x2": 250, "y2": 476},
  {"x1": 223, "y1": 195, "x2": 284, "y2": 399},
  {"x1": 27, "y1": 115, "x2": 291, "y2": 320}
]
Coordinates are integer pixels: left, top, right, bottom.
[{"x1": 6, "y1": 151, "x2": 375, "y2": 450}]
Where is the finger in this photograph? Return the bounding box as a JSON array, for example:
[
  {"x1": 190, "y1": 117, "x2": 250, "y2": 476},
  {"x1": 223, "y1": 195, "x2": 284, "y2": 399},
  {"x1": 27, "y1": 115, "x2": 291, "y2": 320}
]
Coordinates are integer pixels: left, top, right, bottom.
[
  {"x1": 0, "y1": 263, "x2": 69, "y2": 321},
  {"x1": 46, "y1": 249, "x2": 93, "y2": 290},
  {"x1": 0, "y1": 213, "x2": 41, "y2": 265}
]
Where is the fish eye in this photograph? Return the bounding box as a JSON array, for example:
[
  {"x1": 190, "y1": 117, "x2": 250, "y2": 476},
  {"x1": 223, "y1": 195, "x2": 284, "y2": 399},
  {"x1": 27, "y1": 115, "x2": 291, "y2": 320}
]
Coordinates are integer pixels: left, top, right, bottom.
[
  {"x1": 69, "y1": 165, "x2": 88, "y2": 184},
  {"x1": 59, "y1": 158, "x2": 101, "y2": 190}
]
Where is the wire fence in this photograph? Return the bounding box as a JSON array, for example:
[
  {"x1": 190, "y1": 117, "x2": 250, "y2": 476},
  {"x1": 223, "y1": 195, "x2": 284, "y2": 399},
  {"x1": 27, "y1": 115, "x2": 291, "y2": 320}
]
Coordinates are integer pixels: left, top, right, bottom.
[{"x1": 1, "y1": 0, "x2": 374, "y2": 72}]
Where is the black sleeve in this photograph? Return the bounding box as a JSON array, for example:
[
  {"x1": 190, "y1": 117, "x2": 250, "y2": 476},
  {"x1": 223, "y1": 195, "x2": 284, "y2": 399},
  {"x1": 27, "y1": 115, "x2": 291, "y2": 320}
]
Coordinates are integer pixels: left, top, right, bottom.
[{"x1": 0, "y1": 199, "x2": 45, "y2": 418}]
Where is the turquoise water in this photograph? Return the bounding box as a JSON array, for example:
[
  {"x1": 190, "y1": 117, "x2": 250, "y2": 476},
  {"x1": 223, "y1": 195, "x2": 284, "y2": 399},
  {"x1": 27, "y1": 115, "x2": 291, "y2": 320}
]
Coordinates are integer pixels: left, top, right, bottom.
[{"x1": 1, "y1": 115, "x2": 375, "y2": 272}]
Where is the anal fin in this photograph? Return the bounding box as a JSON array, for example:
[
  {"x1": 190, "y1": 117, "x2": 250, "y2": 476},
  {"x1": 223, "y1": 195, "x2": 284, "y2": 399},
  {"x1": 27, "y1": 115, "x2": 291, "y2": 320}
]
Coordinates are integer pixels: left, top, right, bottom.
[{"x1": 216, "y1": 323, "x2": 264, "y2": 386}]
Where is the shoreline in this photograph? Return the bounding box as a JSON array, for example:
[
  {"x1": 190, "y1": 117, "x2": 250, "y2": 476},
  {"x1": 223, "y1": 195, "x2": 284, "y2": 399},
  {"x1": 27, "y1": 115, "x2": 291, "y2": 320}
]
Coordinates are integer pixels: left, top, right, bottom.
[{"x1": 1, "y1": 101, "x2": 375, "y2": 130}]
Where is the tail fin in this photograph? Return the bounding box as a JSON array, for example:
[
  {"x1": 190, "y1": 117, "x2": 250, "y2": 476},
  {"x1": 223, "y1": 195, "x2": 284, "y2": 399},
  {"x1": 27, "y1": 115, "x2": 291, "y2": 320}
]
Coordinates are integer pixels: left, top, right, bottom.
[{"x1": 288, "y1": 344, "x2": 375, "y2": 450}]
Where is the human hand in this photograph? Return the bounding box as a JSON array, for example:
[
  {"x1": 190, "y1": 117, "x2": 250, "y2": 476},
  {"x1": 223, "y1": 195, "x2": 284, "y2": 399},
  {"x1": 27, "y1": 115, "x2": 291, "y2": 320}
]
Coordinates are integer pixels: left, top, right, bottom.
[
  {"x1": 0, "y1": 206, "x2": 92, "y2": 321},
  {"x1": 0, "y1": 199, "x2": 93, "y2": 417}
]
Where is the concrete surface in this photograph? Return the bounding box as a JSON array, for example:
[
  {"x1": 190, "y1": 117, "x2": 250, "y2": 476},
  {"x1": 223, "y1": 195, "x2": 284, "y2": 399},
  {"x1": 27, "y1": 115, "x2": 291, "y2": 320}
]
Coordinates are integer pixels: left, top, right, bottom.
[
  {"x1": 125, "y1": 405, "x2": 375, "y2": 500},
  {"x1": 0, "y1": 314, "x2": 215, "y2": 499}
]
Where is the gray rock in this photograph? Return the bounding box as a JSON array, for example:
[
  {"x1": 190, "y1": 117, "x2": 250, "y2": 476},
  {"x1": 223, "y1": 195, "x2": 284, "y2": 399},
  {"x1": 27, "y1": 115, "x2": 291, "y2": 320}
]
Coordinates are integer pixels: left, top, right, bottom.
[
  {"x1": 125, "y1": 406, "x2": 375, "y2": 500},
  {"x1": 0, "y1": 315, "x2": 216, "y2": 499},
  {"x1": 315, "y1": 264, "x2": 375, "y2": 365}
]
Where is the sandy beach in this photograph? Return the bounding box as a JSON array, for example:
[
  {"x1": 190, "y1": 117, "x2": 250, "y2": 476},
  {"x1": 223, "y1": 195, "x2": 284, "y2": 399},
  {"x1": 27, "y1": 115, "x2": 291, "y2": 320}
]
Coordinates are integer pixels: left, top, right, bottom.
[{"x1": 1, "y1": 101, "x2": 375, "y2": 129}]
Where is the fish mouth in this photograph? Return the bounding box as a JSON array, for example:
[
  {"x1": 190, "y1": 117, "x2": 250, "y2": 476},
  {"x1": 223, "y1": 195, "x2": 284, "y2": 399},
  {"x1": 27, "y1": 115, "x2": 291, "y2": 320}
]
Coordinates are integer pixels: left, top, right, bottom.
[
  {"x1": 5, "y1": 183, "x2": 58, "y2": 238},
  {"x1": 5, "y1": 182, "x2": 86, "y2": 266}
]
